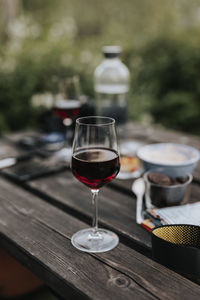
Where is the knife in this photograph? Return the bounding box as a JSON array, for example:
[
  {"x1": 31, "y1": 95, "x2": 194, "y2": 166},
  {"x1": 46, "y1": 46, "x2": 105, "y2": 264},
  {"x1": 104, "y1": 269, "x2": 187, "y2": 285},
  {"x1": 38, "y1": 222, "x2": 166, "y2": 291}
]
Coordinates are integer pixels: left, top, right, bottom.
[{"x1": 0, "y1": 153, "x2": 33, "y2": 170}]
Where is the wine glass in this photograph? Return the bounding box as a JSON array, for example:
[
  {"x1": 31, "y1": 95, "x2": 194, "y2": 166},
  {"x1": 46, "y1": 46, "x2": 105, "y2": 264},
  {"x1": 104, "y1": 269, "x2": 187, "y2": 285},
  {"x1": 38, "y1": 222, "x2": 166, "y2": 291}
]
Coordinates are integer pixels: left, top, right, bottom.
[
  {"x1": 71, "y1": 116, "x2": 120, "y2": 253},
  {"x1": 53, "y1": 76, "x2": 82, "y2": 162}
]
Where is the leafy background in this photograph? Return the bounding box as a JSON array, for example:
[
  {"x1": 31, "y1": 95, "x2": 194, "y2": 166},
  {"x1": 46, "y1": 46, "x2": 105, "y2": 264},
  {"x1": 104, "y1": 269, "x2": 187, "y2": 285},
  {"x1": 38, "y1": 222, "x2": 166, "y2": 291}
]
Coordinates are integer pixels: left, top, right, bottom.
[{"x1": 1, "y1": 0, "x2": 200, "y2": 134}]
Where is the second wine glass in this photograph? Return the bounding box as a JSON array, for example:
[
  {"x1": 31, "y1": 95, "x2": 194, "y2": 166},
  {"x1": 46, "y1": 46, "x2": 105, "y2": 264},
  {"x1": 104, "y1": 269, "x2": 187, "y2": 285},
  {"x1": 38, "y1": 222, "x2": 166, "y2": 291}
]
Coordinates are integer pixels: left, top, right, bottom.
[
  {"x1": 71, "y1": 116, "x2": 120, "y2": 253},
  {"x1": 53, "y1": 76, "x2": 82, "y2": 161}
]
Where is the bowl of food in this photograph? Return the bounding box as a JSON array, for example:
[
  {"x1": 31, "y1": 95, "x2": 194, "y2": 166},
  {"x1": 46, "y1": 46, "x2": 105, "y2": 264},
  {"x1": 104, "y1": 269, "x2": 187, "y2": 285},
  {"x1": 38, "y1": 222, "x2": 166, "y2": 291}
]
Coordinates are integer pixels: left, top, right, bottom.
[
  {"x1": 117, "y1": 140, "x2": 143, "y2": 179},
  {"x1": 137, "y1": 143, "x2": 200, "y2": 177}
]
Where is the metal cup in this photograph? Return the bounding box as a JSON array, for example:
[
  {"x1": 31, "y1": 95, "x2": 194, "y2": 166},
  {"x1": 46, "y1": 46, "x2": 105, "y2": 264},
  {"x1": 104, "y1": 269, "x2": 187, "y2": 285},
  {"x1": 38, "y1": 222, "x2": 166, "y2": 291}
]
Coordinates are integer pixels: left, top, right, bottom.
[{"x1": 143, "y1": 169, "x2": 193, "y2": 209}]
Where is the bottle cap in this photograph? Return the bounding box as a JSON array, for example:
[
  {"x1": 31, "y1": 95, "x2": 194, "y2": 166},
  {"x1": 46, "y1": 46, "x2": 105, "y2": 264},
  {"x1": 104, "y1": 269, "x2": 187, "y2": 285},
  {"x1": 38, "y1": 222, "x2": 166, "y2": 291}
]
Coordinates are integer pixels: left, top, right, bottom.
[{"x1": 102, "y1": 46, "x2": 121, "y2": 58}]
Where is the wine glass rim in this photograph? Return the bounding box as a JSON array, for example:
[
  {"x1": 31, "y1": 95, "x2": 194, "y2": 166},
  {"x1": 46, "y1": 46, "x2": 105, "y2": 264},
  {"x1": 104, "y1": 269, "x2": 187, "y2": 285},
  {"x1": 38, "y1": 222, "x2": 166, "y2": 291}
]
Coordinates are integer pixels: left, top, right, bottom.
[{"x1": 76, "y1": 116, "x2": 115, "y2": 126}]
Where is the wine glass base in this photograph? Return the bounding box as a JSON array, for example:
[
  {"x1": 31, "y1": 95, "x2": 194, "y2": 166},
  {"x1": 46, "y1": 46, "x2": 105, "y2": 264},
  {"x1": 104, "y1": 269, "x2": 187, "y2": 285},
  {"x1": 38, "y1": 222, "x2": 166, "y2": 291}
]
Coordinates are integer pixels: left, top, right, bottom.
[{"x1": 71, "y1": 228, "x2": 119, "y2": 253}]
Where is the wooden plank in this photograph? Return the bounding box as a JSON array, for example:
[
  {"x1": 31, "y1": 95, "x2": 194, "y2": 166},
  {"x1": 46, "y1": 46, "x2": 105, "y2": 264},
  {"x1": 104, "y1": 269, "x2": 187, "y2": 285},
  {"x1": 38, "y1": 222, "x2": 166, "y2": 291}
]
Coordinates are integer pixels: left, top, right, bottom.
[
  {"x1": 0, "y1": 138, "x2": 19, "y2": 159},
  {"x1": 27, "y1": 169, "x2": 200, "y2": 253},
  {"x1": 0, "y1": 178, "x2": 199, "y2": 300},
  {"x1": 27, "y1": 171, "x2": 151, "y2": 251},
  {"x1": 125, "y1": 122, "x2": 200, "y2": 146},
  {"x1": 0, "y1": 179, "x2": 152, "y2": 300},
  {"x1": 1, "y1": 126, "x2": 200, "y2": 251}
]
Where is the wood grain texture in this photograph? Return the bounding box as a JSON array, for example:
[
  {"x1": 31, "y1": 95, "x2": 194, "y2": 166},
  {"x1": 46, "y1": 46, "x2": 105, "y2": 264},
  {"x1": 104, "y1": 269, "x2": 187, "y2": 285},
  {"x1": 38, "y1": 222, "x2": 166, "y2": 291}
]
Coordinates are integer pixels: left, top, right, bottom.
[
  {"x1": 1, "y1": 125, "x2": 200, "y2": 299},
  {"x1": 0, "y1": 178, "x2": 200, "y2": 300},
  {"x1": 1, "y1": 126, "x2": 200, "y2": 248},
  {"x1": 27, "y1": 171, "x2": 151, "y2": 251},
  {"x1": 0, "y1": 138, "x2": 19, "y2": 159},
  {"x1": 27, "y1": 169, "x2": 200, "y2": 253}
]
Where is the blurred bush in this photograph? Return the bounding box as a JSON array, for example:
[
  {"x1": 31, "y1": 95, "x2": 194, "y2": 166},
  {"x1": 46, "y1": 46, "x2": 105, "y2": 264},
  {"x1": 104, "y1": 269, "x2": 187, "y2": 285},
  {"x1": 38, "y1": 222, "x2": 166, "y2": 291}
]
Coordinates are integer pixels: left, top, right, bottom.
[
  {"x1": 1, "y1": 0, "x2": 200, "y2": 134},
  {"x1": 128, "y1": 37, "x2": 200, "y2": 134}
]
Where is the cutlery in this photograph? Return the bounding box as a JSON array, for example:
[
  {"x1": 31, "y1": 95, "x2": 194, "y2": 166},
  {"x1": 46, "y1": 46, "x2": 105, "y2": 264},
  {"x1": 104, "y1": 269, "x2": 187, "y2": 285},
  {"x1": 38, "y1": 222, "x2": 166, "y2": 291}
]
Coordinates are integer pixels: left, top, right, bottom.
[{"x1": 132, "y1": 178, "x2": 145, "y2": 224}]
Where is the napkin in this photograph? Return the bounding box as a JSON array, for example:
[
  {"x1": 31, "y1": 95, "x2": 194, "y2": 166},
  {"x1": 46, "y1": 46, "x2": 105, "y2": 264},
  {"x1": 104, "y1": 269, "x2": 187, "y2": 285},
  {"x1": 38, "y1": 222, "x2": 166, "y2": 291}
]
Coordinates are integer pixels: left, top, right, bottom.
[{"x1": 142, "y1": 202, "x2": 200, "y2": 231}]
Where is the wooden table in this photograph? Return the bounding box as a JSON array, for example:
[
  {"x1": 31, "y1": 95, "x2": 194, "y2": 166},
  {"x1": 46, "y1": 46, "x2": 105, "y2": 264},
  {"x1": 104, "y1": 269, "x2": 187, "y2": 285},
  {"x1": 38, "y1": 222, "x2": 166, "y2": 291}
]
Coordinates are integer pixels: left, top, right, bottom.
[{"x1": 0, "y1": 123, "x2": 200, "y2": 300}]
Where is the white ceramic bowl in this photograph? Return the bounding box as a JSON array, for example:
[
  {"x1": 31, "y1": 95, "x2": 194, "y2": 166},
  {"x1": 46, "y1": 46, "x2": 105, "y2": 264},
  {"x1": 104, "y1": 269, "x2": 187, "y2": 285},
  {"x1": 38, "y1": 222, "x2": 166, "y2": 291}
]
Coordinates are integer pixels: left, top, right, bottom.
[{"x1": 137, "y1": 143, "x2": 200, "y2": 177}]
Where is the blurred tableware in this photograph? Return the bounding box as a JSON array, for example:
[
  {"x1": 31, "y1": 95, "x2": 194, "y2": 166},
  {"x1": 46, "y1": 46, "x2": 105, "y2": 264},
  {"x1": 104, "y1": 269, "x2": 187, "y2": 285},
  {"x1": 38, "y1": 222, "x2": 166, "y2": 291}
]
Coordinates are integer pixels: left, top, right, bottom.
[
  {"x1": 117, "y1": 140, "x2": 143, "y2": 179},
  {"x1": 41, "y1": 132, "x2": 65, "y2": 152},
  {"x1": 17, "y1": 136, "x2": 43, "y2": 151},
  {"x1": 0, "y1": 153, "x2": 33, "y2": 170},
  {"x1": 144, "y1": 169, "x2": 192, "y2": 209},
  {"x1": 151, "y1": 224, "x2": 200, "y2": 278},
  {"x1": 52, "y1": 76, "x2": 83, "y2": 162},
  {"x1": 132, "y1": 178, "x2": 145, "y2": 224},
  {"x1": 1, "y1": 155, "x2": 68, "y2": 182},
  {"x1": 137, "y1": 143, "x2": 200, "y2": 177}
]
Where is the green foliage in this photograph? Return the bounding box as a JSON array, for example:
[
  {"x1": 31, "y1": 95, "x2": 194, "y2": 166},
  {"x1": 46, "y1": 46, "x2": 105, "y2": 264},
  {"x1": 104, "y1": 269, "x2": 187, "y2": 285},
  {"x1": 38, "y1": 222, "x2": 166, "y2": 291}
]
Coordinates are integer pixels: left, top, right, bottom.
[
  {"x1": 0, "y1": 46, "x2": 76, "y2": 134},
  {"x1": 128, "y1": 37, "x2": 200, "y2": 133},
  {"x1": 1, "y1": 1, "x2": 200, "y2": 134}
]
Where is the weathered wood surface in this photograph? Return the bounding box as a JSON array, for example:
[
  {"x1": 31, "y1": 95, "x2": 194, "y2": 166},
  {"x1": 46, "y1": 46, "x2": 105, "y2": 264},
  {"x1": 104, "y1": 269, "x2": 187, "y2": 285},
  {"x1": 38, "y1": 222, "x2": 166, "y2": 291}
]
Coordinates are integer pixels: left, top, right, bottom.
[
  {"x1": 0, "y1": 178, "x2": 200, "y2": 300},
  {"x1": 0, "y1": 137, "x2": 19, "y2": 159},
  {"x1": 1, "y1": 124, "x2": 200, "y2": 299},
  {"x1": 27, "y1": 169, "x2": 200, "y2": 253},
  {"x1": 1, "y1": 125, "x2": 200, "y2": 251},
  {"x1": 27, "y1": 171, "x2": 151, "y2": 251}
]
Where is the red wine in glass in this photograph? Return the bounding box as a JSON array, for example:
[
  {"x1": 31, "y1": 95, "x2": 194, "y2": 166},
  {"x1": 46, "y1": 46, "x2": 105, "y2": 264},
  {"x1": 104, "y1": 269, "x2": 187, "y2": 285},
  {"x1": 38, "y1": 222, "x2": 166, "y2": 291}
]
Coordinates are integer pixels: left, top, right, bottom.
[
  {"x1": 52, "y1": 99, "x2": 81, "y2": 153},
  {"x1": 53, "y1": 99, "x2": 81, "y2": 120},
  {"x1": 71, "y1": 116, "x2": 120, "y2": 253},
  {"x1": 72, "y1": 147, "x2": 120, "y2": 189}
]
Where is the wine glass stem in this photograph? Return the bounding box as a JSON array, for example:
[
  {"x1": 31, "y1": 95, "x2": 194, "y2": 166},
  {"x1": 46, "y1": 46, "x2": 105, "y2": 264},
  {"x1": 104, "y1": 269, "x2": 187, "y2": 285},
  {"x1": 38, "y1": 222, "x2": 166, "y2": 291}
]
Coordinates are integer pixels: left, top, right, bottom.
[{"x1": 91, "y1": 189, "x2": 99, "y2": 233}]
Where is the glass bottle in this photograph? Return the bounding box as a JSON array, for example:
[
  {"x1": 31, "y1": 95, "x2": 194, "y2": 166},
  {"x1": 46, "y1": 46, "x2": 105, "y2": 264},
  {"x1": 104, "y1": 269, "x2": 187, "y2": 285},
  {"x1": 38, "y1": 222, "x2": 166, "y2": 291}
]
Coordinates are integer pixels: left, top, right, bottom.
[{"x1": 94, "y1": 46, "x2": 130, "y2": 125}]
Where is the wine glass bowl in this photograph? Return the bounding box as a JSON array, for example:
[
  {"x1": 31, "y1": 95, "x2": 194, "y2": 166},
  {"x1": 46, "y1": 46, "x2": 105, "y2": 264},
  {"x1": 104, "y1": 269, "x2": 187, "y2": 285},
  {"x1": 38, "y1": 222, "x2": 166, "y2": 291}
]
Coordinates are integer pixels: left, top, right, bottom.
[
  {"x1": 52, "y1": 76, "x2": 83, "y2": 161},
  {"x1": 53, "y1": 99, "x2": 81, "y2": 122},
  {"x1": 72, "y1": 148, "x2": 120, "y2": 189},
  {"x1": 71, "y1": 116, "x2": 120, "y2": 253}
]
